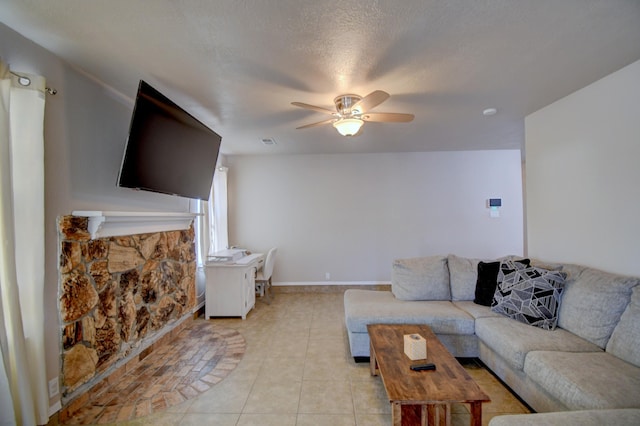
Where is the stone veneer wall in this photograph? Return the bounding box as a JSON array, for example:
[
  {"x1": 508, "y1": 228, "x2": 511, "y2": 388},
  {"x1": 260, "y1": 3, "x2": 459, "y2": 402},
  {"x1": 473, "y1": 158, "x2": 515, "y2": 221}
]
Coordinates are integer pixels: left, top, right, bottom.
[{"x1": 58, "y1": 215, "x2": 197, "y2": 403}]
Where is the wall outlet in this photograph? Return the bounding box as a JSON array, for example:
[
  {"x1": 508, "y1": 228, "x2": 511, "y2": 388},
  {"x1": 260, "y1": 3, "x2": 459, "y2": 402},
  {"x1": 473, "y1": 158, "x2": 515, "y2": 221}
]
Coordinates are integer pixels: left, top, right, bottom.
[
  {"x1": 325, "y1": 272, "x2": 331, "y2": 280},
  {"x1": 48, "y1": 377, "x2": 59, "y2": 398}
]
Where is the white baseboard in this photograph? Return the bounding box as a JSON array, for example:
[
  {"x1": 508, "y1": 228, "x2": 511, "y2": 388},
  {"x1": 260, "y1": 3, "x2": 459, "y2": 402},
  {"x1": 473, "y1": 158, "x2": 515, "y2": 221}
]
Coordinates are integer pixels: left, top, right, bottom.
[
  {"x1": 275, "y1": 281, "x2": 389, "y2": 287},
  {"x1": 49, "y1": 400, "x2": 61, "y2": 417}
]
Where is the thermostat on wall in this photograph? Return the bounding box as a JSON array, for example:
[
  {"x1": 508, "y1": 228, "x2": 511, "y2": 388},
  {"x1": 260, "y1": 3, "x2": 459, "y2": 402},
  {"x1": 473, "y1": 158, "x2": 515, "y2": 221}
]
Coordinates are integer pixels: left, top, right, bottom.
[{"x1": 488, "y1": 198, "x2": 502, "y2": 208}]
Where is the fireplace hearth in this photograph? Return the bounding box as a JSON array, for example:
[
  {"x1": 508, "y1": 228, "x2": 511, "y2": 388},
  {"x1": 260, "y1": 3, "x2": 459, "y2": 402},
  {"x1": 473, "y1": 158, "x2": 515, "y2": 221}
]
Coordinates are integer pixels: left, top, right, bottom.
[{"x1": 57, "y1": 214, "x2": 197, "y2": 404}]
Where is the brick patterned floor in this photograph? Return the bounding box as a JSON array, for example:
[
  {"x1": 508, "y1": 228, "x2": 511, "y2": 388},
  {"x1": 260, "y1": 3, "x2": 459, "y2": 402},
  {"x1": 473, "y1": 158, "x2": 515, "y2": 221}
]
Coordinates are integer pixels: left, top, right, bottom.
[{"x1": 62, "y1": 321, "x2": 246, "y2": 425}]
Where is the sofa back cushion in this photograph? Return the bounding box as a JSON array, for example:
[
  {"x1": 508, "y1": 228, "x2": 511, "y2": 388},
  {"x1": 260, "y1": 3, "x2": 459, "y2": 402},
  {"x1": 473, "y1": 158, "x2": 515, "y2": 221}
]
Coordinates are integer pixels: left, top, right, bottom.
[
  {"x1": 392, "y1": 255, "x2": 450, "y2": 301},
  {"x1": 558, "y1": 264, "x2": 639, "y2": 348},
  {"x1": 448, "y1": 254, "x2": 480, "y2": 301},
  {"x1": 606, "y1": 284, "x2": 640, "y2": 367}
]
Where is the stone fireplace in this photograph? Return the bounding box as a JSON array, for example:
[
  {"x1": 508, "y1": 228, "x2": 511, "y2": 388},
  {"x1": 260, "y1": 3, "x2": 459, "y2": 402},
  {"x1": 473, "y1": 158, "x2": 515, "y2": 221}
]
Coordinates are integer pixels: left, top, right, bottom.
[{"x1": 58, "y1": 213, "x2": 198, "y2": 405}]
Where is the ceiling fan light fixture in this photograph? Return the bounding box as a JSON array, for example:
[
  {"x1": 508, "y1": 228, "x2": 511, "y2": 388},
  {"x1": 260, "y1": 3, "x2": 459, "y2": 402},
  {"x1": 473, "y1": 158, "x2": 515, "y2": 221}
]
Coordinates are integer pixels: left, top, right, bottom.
[{"x1": 333, "y1": 118, "x2": 363, "y2": 136}]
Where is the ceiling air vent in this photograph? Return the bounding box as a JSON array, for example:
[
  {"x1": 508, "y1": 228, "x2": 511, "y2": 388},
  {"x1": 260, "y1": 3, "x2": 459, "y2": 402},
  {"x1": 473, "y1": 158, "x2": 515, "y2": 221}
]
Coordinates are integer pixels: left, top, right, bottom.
[{"x1": 260, "y1": 137, "x2": 276, "y2": 146}]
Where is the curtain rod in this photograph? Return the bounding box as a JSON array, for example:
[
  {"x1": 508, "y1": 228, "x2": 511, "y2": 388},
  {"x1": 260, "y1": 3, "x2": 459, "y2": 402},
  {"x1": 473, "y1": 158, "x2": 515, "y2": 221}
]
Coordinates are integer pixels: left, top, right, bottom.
[{"x1": 9, "y1": 71, "x2": 57, "y2": 95}]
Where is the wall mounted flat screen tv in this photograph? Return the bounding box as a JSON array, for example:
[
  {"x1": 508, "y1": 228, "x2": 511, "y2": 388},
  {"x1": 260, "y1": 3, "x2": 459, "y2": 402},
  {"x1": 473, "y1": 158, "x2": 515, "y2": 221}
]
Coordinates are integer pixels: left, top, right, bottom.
[{"x1": 118, "y1": 80, "x2": 221, "y2": 200}]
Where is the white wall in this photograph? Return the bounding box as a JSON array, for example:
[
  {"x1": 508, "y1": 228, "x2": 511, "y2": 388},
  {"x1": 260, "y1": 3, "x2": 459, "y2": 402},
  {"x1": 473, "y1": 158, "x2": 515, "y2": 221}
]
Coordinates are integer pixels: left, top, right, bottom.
[
  {"x1": 525, "y1": 59, "x2": 640, "y2": 276},
  {"x1": 227, "y1": 150, "x2": 524, "y2": 284},
  {"x1": 1, "y1": 23, "x2": 191, "y2": 413}
]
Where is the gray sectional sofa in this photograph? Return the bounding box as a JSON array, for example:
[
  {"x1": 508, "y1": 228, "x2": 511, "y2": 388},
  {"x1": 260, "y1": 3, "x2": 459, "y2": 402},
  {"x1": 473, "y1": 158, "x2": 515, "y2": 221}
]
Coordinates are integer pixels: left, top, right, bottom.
[{"x1": 343, "y1": 254, "x2": 640, "y2": 424}]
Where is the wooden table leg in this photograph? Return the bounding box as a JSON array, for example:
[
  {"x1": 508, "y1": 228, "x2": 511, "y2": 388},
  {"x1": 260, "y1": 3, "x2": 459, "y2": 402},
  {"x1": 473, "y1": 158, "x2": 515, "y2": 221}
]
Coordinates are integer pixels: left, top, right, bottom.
[
  {"x1": 427, "y1": 404, "x2": 436, "y2": 425},
  {"x1": 424, "y1": 404, "x2": 449, "y2": 426},
  {"x1": 369, "y1": 340, "x2": 378, "y2": 376},
  {"x1": 469, "y1": 402, "x2": 482, "y2": 426},
  {"x1": 392, "y1": 401, "x2": 402, "y2": 426}
]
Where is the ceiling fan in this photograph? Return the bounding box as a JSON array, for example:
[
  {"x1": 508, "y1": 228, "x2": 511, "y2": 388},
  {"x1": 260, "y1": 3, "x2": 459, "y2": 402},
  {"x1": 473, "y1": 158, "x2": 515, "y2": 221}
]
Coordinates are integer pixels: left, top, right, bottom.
[{"x1": 291, "y1": 90, "x2": 414, "y2": 136}]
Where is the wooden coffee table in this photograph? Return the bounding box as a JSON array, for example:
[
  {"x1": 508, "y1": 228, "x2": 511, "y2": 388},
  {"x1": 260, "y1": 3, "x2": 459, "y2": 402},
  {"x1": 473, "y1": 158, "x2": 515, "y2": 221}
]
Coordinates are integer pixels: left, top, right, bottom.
[{"x1": 367, "y1": 324, "x2": 490, "y2": 426}]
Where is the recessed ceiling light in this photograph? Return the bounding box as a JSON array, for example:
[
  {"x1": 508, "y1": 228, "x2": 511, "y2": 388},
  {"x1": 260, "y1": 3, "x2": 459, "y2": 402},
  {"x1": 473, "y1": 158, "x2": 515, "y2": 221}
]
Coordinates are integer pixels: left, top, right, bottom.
[{"x1": 483, "y1": 108, "x2": 497, "y2": 116}]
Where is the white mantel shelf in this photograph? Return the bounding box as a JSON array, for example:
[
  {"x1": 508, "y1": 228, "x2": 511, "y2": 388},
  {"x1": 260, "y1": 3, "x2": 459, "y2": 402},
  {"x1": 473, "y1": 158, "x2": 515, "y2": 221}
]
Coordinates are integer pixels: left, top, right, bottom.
[{"x1": 72, "y1": 211, "x2": 198, "y2": 239}]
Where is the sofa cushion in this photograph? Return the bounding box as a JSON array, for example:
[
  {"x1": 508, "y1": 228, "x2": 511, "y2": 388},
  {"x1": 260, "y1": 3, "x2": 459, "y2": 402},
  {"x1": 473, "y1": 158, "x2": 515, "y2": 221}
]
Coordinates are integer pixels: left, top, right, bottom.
[
  {"x1": 524, "y1": 351, "x2": 640, "y2": 410},
  {"x1": 491, "y1": 262, "x2": 567, "y2": 330},
  {"x1": 606, "y1": 284, "x2": 640, "y2": 367},
  {"x1": 488, "y1": 409, "x2": 640, "y2": 426},
  {"x1": 475, "y1": 316, "x2": 602, "y2": 371},
  {"x1": 453, "y1": 301, "x2": 502, "y2": 320},
  {"x1": 391, "y1": 255, "x2": 450, "y2": 301},
  {"x1": 558, "y1": 264, "x2": 639, "y2": 348},
  {"x1": 344, "y1": 289, "x2": 474, "y2": 335},
  {"x1": 448, "y1": 254, "x2": 480, "y2": 301},
  {"x1": 530, "y1": 258, "x2": 565, "y2": 271}
]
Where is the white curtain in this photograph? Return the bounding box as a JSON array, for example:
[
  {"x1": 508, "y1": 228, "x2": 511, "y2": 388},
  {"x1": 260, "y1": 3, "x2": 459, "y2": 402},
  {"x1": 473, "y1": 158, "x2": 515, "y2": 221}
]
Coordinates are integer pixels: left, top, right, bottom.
[
  {"x1": 0, "y1": 61, "x2": 49, "y2": 425},
  {"x1": 193, "y1": 197, "x2": 208, "y2": 267},
  {"x1": 195, "y1": 165, "x2": 229, "y2": 264},
  {"x1": 210, "y1": 166, "x2": 229, "y2": 254}
]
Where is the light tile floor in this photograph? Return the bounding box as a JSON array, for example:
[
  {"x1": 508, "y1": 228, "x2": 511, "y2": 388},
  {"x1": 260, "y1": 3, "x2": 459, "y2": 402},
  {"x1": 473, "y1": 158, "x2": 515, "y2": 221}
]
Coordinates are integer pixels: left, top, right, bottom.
[{"x1": 53, "y1": 292, "x2": 531, "y2": 426}]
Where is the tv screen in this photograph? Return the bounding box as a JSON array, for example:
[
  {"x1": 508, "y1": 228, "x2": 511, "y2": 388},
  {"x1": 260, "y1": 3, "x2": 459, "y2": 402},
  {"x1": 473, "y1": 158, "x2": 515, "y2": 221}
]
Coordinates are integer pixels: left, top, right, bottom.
[{"x1": 118, "y1": 80, "x2": 222, "y2": 200}]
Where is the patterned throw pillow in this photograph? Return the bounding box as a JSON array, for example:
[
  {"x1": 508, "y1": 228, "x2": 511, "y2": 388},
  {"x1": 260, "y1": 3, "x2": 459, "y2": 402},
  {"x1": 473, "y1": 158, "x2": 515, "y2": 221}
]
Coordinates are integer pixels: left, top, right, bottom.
[
  {"x1": 491, "y1": 260, "x2": 568, "y2": 330},
  {"x1": 474, "y1": 258, "x2": 530, "y2": 306}
]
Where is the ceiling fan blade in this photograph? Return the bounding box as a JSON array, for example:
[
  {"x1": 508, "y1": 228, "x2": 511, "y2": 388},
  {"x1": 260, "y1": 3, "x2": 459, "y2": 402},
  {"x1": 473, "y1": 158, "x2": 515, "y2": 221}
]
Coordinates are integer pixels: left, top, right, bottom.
[
  {"x1": 353, "y1": 90, "x2": 390, "y2": 112},
  {"x1": 362, "y1": 112, "x2": 415, "y2": 123},
  {"x1": 296, "y1": 118, "x2": 335, "y2": 129},
  {"x1": 291, "y1": 102, "x2": 336, "y2": 115}
]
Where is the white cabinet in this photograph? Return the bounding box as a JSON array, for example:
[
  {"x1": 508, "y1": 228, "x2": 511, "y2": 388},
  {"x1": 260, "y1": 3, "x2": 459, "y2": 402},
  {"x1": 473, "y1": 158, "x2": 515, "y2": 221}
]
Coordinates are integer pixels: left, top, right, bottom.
[{"x1": 205, "y1": 254, "x2": 262, "y2": 319}]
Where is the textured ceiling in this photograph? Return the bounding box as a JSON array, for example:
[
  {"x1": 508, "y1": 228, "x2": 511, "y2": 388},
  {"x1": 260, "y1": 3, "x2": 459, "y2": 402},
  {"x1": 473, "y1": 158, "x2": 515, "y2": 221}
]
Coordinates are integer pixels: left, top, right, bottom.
[{"x1": 1, "y1": 0, "x2": 640, "y2": 156}]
